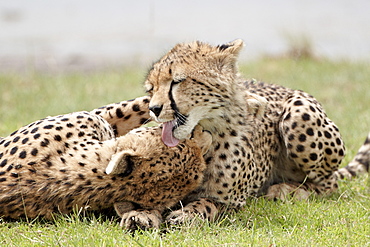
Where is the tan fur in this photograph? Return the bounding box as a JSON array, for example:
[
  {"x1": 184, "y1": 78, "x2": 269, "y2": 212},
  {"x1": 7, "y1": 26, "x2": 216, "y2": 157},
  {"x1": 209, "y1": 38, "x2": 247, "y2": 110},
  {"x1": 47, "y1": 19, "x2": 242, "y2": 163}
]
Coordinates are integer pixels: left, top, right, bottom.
[
  {"x1": 145, "y1": 40, "x2": 348, "y2": 224},
  {"x1": 335, "y1": 132, "x2": 370, "y2": 179},
  {"x1": 0, "y1": 97, "x2": 212, "y2": 230}
]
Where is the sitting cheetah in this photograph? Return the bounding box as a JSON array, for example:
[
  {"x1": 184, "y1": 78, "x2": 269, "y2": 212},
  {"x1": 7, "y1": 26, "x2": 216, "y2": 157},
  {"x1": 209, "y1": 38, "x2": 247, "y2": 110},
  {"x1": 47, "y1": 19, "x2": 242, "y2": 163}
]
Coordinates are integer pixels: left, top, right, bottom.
[
  {"x1": 0, "y1": 97, "x2": 212, "y2": 229},
  {"x1": 144, "y1": 39, "x2": 354, "y2": 224}
]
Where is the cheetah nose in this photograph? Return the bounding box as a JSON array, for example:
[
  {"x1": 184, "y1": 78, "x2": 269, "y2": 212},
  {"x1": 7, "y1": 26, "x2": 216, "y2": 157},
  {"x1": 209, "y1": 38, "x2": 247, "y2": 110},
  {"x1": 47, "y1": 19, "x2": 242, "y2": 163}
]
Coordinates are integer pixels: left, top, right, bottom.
[{"x1": 149, "y1": 105, "x2": 163, "y2": 117}]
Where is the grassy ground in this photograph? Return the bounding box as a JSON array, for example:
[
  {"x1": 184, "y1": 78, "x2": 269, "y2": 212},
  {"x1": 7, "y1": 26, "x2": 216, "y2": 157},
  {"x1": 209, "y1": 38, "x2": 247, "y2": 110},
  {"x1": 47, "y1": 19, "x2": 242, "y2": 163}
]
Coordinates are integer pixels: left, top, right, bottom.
[{"x1": 0, "y1": 58, "x2": 369, "y2": 246}]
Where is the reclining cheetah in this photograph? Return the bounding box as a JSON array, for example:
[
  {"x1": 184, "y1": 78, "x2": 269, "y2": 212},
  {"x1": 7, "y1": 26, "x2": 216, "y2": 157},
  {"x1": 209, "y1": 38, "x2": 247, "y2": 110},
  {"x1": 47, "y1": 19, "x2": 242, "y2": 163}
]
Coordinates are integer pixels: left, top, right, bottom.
[
  {"x1": 144, "y1": 39, "x2": 355, "y2": 223},
  {"x1": 0, "y1": 97, "x2": 212, "y2": 229}
]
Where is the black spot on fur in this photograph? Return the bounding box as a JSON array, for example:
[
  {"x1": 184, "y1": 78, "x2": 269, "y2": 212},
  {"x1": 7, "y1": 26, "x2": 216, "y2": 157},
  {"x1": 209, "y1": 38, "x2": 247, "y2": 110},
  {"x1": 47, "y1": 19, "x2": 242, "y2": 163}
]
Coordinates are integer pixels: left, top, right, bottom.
[
  {"x1": 310, "y1": 153, "x2": 318, "y2": 161},
  {"x1": 132, "y1": 104, "x2": 140, "y2": 112},
  {"x1": 19, "y1": 151, "x2": 27, "y2": 159},
  {"x1": 294, "y1": 100, "x2": 303, "y2": 106},
  {"x1": 43, "y1": 125, "x2": 54, "y2": 129},
  {"x1": 298, "y1": 134, "x2": 306, "y2": 142},
  {"x1": 10, "y1": 147, "x2": 18, "y2": 155},
  {"x1": 296, "y1": 145, "x2": 305, "y2": 152},
  {"x1": 116, "y1": 108, "x2": 124, "y2": 118},
  {"x1": 22, "y1": 138, "x2": 29, "y2": 144},
  {"x1": 306, "y1": 128, "x2": 314, "y2": 136},
  {"x1": 31, "y1": 148, "x2": 38, "y2": 156},
  {"x1": 288, "y1": 134, "x2": 294, "y2": 141},
  {"x1": 40, "y1": 139, "x2": 50, "y2": 147},
  {"x1": 230, "y1": 130, "x2": 238, "y2": 136},
  {"x1": 302, "y1": 113, "x2": 310, "y2": 121},
  {"x1": 325, "y1": 148, "x2": 333, "y2": 155},
  {"x1": 335, "y1": 138, "x2": 342, "y2": 146},
  {"x1": 219, "y1": 154, "x2": 227, "y2": 160},
  {"x1": 324, "y1": 131, "x2": 332, "y2": 139},
  {"x1": 54, "y1": 135, "x2": 62, "y2": 141},
  {"x1": 140, "y1": 118, "x2": 148, "y2": 124},
  {"x1": 317, "y1": 118, "x2": 322, "y2": 126}
]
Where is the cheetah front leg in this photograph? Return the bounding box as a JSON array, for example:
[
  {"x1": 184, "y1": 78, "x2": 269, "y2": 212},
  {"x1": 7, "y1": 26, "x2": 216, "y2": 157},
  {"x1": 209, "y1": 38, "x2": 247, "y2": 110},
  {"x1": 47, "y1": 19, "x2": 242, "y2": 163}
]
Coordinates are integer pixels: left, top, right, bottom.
[
  {"x1": 91, "y1": 96, "x2": 151, "y2": 137},
  {"x1": 166, "y1": 198, "x2": 219, "y2": 225}
]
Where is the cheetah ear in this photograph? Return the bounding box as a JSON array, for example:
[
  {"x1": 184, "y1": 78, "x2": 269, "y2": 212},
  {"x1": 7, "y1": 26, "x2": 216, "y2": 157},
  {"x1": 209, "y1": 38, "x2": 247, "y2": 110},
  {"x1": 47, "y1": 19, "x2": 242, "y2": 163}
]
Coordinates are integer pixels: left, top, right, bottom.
[
  {"x1": 106, "y1": 150, "x2": 136, "y2": 176},
  {"x1": 215, "y1": 39, "x2": 244, "y2": 72},
  {"x1": 217, "y1": 39, "x2": 244, "y2": 56}
]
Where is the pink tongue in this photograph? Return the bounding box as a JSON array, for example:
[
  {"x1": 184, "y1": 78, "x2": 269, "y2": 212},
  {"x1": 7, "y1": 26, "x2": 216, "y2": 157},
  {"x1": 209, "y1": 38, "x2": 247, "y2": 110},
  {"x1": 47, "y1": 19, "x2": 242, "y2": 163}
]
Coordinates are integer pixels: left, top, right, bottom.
[{"x1": 162, "y1": 120, "x2": 180, "y2": 147}]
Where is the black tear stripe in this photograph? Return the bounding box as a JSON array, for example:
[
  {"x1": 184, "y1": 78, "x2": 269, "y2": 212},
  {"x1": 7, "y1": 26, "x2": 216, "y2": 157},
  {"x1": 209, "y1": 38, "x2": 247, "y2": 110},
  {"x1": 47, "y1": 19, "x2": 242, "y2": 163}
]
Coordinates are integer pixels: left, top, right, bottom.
[
  {"x1": 169, "y1": 81, "x2": 180, "y2": 112},
  {"x1": 168, "y1": 81, "x2": 189, "y2": 129}
]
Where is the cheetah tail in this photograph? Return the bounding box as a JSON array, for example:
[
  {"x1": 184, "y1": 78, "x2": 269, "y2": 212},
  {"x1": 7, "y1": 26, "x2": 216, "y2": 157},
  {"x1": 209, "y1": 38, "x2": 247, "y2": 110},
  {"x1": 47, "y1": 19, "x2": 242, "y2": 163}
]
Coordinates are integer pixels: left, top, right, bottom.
[{"x1": 335, "y1": 132, "x2": 370, "y2": 179}]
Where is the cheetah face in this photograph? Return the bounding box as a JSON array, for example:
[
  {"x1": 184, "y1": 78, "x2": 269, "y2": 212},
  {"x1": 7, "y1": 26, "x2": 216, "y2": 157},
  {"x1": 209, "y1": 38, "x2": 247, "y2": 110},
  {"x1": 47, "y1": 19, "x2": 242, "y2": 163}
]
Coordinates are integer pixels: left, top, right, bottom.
[
  {"x1": 104, "y1": 125, "x2": 212, "y2": 209},
  {"x1": 145, "y1": 39, "x2": 244, "y2": 147},
  {"x1": 106, "y1": 125, "x2": 212, "y2": 177}
]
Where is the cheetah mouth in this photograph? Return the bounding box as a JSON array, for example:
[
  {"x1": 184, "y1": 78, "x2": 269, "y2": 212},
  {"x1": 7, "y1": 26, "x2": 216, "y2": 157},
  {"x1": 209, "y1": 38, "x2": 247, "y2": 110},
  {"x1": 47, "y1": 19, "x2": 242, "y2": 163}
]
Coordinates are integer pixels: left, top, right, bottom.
[{"x1": 162, "y1": 117, "x2": 186, "y2": 147}]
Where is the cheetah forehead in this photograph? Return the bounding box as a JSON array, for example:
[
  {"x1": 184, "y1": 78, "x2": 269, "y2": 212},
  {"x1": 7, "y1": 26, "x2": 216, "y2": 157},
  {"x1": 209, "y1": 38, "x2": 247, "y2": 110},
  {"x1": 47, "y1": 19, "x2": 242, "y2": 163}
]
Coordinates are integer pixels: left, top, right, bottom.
[
  {"x1": 147, "y1": 39, "x2": 245, "y2": 85},
  {"x1": 116, "y1": 127, "x2": 166, "y2": 156}
]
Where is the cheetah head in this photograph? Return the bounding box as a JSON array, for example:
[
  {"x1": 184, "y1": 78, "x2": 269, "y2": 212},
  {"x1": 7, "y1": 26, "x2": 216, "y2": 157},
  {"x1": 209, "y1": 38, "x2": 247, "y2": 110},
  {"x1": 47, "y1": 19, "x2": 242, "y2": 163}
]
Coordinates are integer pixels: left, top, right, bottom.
[
  {"x1": 105, "y1": 125, "x2": 212, "y2": 210},
  {"x1": 145, "y1": 39, "x2": 244, "y2": 147}
]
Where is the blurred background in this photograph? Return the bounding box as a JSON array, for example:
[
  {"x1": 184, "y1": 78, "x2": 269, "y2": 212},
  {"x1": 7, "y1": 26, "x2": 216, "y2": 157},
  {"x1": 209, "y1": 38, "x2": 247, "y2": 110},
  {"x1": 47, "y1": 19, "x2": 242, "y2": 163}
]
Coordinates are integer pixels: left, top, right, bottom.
[{"x1": 1, "y1": 0, "x2": 369, "y2": 72}]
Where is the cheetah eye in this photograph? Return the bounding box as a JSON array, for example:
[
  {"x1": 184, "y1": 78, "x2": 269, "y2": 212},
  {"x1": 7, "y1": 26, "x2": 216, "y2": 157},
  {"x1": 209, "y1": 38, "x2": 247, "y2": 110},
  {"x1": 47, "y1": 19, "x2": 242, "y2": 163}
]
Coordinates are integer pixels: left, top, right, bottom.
[
  {"x1": 171, "y1": 78, "x2": 185, "y2": 85},
  {"x1": 145, "y1": 84, "x2": 154, "y2": 95}
]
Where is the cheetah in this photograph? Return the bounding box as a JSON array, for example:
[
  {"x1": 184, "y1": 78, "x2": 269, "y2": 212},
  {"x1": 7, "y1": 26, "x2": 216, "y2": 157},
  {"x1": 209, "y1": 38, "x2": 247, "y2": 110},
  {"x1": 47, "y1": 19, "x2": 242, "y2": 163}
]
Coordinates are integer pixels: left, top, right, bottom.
[
  {"x1": 0, "y1": 97, "x2": 212, "y2": 229},
  {"x1": 144, "y1": 39, "x2": 351, "y2": 224}
]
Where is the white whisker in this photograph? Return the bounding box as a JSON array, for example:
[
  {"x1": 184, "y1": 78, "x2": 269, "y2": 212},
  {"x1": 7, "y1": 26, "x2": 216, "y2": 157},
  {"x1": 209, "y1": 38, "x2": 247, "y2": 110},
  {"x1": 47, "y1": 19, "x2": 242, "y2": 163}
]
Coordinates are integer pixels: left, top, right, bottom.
[
  {"x1": 141, "y1": 117, "x2": 154, "y2": 126},
  {"x1": 174, "y1": 111, "x2": 187, "y2": 127}
]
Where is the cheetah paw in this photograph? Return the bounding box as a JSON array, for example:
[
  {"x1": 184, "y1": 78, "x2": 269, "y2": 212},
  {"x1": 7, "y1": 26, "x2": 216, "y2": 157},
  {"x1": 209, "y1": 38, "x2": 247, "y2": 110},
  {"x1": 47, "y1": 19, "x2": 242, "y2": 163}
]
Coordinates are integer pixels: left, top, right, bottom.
[
  {"x1": 265, "y1": 183, "x2": 311, "y2": 201},
  {"x1": 165, "y1": 209, "x2": 196, "y2": 226},
  {"x1": 120, "y1": 210, "x2": 162, "y2": 230}
]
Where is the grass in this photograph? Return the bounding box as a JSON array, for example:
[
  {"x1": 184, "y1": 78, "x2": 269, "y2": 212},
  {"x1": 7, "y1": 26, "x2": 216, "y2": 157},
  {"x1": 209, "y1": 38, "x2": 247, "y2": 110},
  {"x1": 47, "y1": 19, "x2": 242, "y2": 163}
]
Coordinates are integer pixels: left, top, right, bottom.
[{"x1": 0, "y1": 58, "x2": 369, "y2": 246}]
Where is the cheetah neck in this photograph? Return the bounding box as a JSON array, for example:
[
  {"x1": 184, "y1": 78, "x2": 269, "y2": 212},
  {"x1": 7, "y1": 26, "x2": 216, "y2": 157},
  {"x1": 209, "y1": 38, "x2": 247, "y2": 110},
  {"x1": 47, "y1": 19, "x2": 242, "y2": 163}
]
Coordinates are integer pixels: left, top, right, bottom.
[{"x1": 199, "y1": 84, "x2": 250, "y2": 138}]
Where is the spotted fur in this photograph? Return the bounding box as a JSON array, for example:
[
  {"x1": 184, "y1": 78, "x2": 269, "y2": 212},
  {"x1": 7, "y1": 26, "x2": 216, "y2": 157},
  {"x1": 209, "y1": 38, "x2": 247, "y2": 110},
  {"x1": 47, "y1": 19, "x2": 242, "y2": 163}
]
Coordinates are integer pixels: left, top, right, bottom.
[
  {"x1": 0, "y1": 97, "x2": 212, "y2": 229},
  {"x1": 145, "y1": 40, "x2": 349, "y2": 223},
  {"x1": 335, "y1": 132, "x2": 370, "y2": 179}
]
